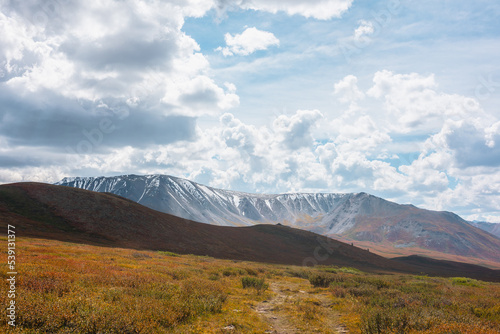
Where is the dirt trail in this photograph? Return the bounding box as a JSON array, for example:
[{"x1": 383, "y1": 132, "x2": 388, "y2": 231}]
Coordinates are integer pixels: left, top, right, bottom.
[
  {"x1": 256, "y1": 282, "x2": 297, "y2": 333},
  {"x1": 255, "y1": 281, "x2": 349, "y2": 334}
]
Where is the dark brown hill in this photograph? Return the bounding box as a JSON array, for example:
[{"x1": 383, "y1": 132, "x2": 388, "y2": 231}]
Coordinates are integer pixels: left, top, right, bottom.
[
  {"x1": 1, "y1": 182, "x2": 499, "y2": 281},
  {"x1": 393, "y1": 255, "x2": 500, "y2": 282}
]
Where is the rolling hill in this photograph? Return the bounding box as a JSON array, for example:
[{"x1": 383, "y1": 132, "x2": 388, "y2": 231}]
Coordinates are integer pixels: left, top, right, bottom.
[{"x1": 1, "y1": 182, "x2": 500, "y2": 281}]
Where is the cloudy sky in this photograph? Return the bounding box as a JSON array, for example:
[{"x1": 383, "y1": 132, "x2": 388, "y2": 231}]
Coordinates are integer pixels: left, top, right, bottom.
[{"x1": 1, "y1": 0, "x2": 500, "y2": 222}]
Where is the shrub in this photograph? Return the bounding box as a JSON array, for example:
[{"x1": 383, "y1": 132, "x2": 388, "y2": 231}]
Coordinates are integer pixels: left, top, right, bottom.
[
  {"x1": 309, "y1": 273, "x2": 341, "y2": 288},
  {"x1": 287, "y1": 268, "x2": 312, "y2": 279},
  {"x1": 361, "y1": 310, "x2": 393, "y2": 334},
  {"x1": 241, "y1": 276, "x2": 268, "y2": 293},
  {"x1": 157, "y1": 250, "x2": 180, "y2": 257},
  {"x1": 331, "y1": 286, "x2": 347, "y2": 298},
  {"x1": 222, "y1": 267, "x2": 246, "y2": 277},
  {"x1": 243, "y1": 267, "x2": 259, "y2": 276},
  {"x1": 361, "y1": 277, "x2": 390, "y2": 290},
  {"x1": 347, "y1": 285, "x2": 376, "y2": 297},
  {"x1": 337, "y1": 267, "x2": 363, "y2": 275},
  {"x1": 361, "y1": 307, "x2": 440, "y2": 334},
  {"x1": 208, "y1": 272, "x2": 220, "y2": 281},
  {"x1": 450, "y1": 277, "x2": 481, "y2": 287}
]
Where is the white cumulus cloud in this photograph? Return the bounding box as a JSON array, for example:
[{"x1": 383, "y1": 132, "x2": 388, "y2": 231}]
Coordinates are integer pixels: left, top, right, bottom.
[
  {"x1": 273, "y1": 109, "x2": 323, "y2": 150},
  {"x1": 366, "y1": 70, "x2": 488, "y2": 134},
  {"x1": 217, "y1": 27, "x2": 279, "y2": 56},
  {"x1": 334, "y1": 75, "x2": 365, "y2": 103}
]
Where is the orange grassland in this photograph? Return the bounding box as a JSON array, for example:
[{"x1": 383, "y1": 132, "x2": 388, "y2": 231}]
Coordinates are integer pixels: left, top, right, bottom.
[{"x1": 1, "y1": 237, "x2": 499, "y2": 333}]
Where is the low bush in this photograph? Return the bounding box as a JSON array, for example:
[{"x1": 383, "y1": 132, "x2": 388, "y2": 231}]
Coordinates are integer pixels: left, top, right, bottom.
[
  {"x1": 222, "y1": 267, "x2": 247, "y2": 277},
  {"x1": 309, "y1": 272, "x2": 343, "y2": 288},
  {"x1": 208, "y1": 272, "x2": 220, "y2": 281},
  {"x1": 243, "y1": 267, "x2": 259, "y2": 276},
  {"x1": 286, "y1": 268, "x2": 312, "y2": 279},
  {"x1": 157, "y1": 250, "x2": 180, "y2": 257},
  {"x1": 450, "y1": 277, "x2": 481, "y2": 287},
  {"x1": 241, "y1": 276, "x2": 268, "y2": 293}
]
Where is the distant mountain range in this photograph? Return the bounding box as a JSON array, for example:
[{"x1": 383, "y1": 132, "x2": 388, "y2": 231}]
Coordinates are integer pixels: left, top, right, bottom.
[
  {"x1": 1, "y1": 182, "x2": 499, "y2": 281},
  {"x1": 468, "y1": 221, "x2": 500, "y2": 238},
  {"x1": 56, "y1": 174, "x2": 500, "y2": 267}
]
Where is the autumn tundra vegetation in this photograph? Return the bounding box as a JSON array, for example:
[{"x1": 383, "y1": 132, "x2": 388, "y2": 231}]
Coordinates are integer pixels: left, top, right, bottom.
[{"x1": 1, "y1": 236, "x2": 499, "y2": 334}]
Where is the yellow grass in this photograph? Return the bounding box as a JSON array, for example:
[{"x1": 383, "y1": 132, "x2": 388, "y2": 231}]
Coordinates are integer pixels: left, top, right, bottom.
[{"x1": 1, "y1": 237, "x2": 499, "y2": 333}]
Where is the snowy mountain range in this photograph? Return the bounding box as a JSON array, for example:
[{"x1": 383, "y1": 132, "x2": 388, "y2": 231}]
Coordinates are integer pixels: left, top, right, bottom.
[
  {"x1": 56, "y1": 174, "x2": 385, "y2": 233},
  {"x1": 56, "y1": 174, "x2": 500, "y2": 265}
]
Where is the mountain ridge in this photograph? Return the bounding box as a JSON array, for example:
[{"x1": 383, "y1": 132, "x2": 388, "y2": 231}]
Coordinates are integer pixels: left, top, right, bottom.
[{"x1": 56, "y1": 174, "x2": 500, "y2": 267}]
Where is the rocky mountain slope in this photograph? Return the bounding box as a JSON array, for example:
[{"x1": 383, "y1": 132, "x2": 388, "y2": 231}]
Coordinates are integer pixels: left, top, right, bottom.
[
  {"x1": 56, "y1": 174, "x2": 500, "y2": 267},
  {"x1": 1, "y1": 182, "x2": 499, "y2": 281}
]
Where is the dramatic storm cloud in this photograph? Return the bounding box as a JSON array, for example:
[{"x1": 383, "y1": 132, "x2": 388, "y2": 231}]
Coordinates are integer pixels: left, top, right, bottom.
[{"x1": 1, "y1": 0, "x2": 500, "y2": 223}]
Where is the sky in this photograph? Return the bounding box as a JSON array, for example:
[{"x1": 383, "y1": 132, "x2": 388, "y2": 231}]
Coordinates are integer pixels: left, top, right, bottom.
[{"x1": 1, "y1": 0, "x2": 500, "y2": 222}]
